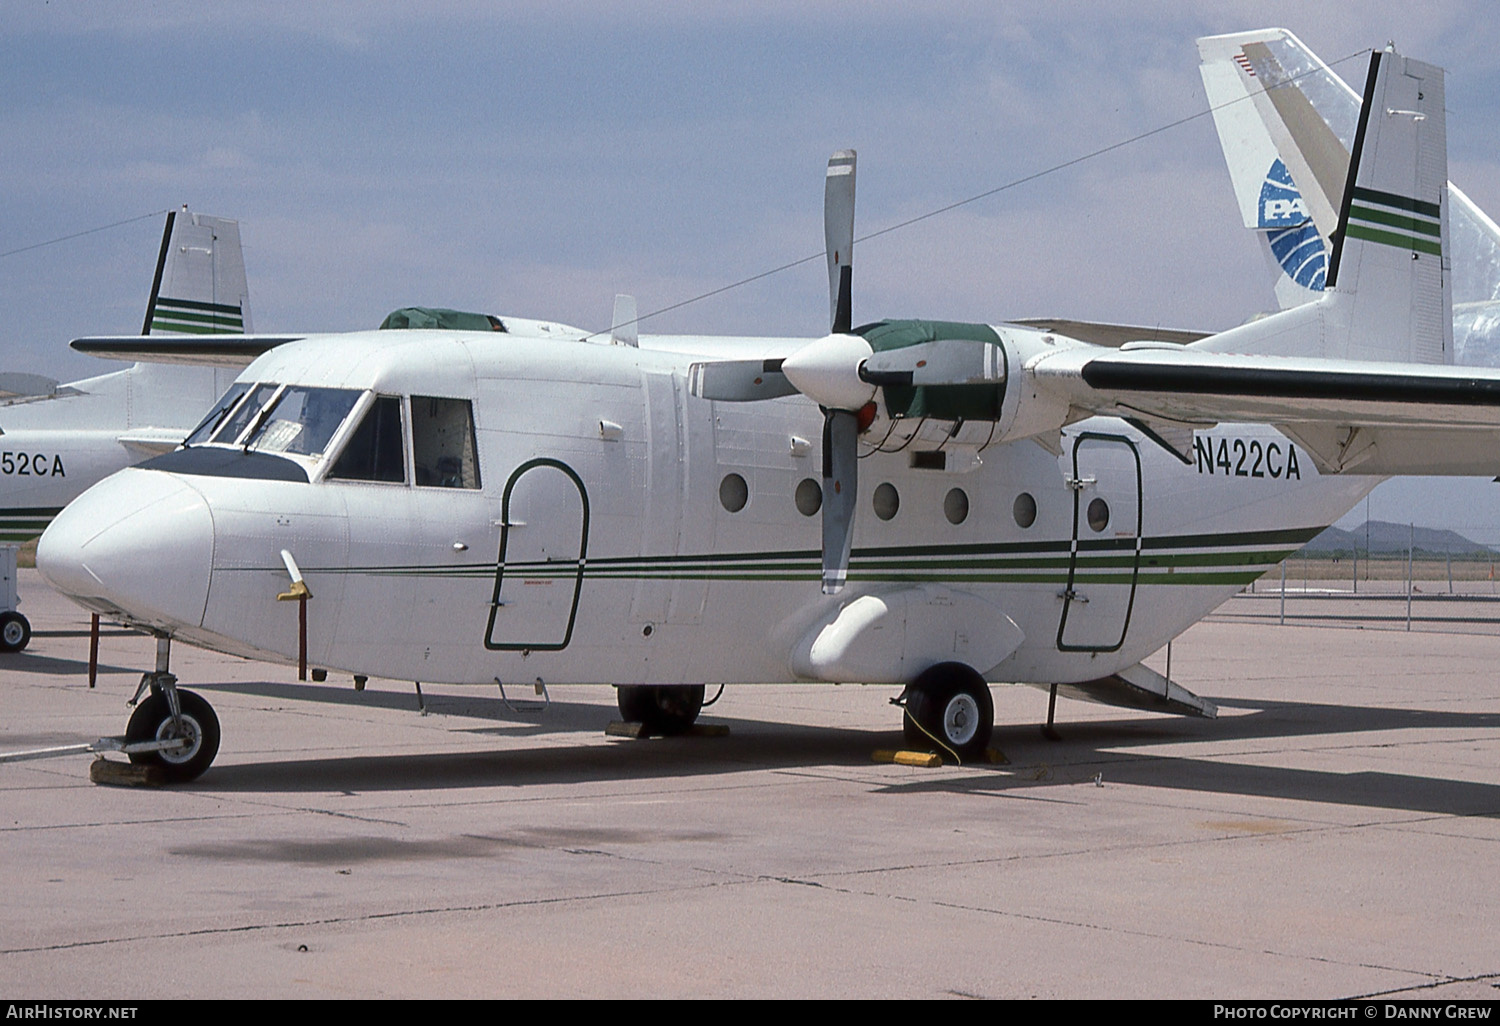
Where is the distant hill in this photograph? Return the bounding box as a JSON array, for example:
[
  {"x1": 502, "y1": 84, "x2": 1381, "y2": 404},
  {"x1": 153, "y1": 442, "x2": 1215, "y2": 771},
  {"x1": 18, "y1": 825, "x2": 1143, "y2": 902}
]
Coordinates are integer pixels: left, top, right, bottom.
[{"x1": 1303, "y1": 520, "x2": 1496, "y2": 556}]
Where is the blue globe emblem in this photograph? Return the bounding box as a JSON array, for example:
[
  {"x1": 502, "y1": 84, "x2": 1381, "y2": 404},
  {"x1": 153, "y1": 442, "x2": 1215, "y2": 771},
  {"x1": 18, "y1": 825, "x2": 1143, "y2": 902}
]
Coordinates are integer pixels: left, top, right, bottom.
[{"x1": 1258, "y1": 159, "x2": 1325, "y2": 290}]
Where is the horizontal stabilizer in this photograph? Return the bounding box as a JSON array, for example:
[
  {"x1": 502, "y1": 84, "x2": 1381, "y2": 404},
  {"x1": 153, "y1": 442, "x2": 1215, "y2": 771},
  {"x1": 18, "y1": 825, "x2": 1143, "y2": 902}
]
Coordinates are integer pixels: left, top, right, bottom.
[
  {"x1": 0, "y1": 372, "x2": 61, "y2": 400},
  {"x1": 72, "y1": 335, "x2": 305, "y2": 368}
]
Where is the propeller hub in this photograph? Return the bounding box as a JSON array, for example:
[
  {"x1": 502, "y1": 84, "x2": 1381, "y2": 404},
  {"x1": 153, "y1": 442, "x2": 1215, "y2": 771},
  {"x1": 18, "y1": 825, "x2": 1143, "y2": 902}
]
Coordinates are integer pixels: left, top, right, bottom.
[{"x1": 780, "y1": 333, "x2": 877, "y2": 412}]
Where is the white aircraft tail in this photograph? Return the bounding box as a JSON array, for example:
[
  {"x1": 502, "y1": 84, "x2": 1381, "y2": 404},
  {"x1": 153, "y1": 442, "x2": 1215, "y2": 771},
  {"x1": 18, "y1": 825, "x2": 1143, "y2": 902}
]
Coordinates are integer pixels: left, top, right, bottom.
[
  {"x1": 1194, "y1": 47, "x2": 1451, "y2": 366},
  {"x1": 1197, "y1": 28, "x2": 1358, "y2": 310},
  {"x1": 1200, "y1": 28, "x2": 1500, "y2": 367},
  {"x1": 143, "y1": 209, "x2": 253, "y2": 335}
]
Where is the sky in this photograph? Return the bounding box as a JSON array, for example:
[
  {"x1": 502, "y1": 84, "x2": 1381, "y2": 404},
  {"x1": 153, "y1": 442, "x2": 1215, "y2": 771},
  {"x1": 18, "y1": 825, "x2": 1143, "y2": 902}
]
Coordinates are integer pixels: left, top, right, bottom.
[{"x1": 3, "y1": 1, "x2": 1500, "y2": 537}]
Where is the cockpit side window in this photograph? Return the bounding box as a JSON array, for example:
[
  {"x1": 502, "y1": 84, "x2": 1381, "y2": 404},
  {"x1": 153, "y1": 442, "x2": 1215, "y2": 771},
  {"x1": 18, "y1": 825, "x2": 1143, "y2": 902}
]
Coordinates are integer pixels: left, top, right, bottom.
[
  {"x1": 328, "y1": 395, "x2": 406, "y2": 483},
  {"x1": 244, "y1": 386, "x2": 362, "y2": 459},
  {"x1": 212, "y1": 382, "x2": 280, "y2": 445},
  {"x1": 411, "y1": 396, "x2": 480, "y2": 489},
  {"x1": 185, "y1": 382, "x2": 252, "y2": 446}
]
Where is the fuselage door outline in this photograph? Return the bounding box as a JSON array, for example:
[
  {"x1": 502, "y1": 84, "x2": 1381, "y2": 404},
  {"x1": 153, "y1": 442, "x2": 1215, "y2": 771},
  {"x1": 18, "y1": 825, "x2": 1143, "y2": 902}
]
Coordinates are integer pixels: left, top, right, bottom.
[
  {"x1": 484, "y1": 458, "x2": 590, "y2": 652},
  {"x1": 1056, "y1": 431, "x2": 1143, "y2": 653}
]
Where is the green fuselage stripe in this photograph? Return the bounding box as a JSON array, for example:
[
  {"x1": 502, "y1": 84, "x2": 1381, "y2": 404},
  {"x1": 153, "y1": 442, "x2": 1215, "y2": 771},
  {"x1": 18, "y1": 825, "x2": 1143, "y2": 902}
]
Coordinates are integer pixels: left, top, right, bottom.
[{"x1": 283, "y1": 533, "x2": 1305, "y2": 592}]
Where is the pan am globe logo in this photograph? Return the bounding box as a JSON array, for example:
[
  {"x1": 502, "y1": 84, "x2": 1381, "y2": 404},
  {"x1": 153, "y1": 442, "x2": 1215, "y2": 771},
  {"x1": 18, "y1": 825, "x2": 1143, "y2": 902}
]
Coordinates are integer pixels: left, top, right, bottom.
[{"x1": 1259, "y1": 159, "x2": 1326, "y2": 291}]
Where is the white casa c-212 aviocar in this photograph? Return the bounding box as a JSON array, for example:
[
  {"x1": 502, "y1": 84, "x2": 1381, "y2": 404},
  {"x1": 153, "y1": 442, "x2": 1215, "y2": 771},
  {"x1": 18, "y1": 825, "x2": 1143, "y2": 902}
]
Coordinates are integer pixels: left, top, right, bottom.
[
  {"x1": 0, "y1": 208, "x2": 266, "y2": 652},
  {"x1": 35, "y1": 46, "x2": 1500, "y2": 782}
]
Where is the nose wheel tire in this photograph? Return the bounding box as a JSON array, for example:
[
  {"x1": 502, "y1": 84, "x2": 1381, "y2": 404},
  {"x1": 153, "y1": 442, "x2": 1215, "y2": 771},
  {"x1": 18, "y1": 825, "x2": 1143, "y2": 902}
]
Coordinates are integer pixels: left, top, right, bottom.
[
  {"x1": 125, "y1": 690, "x2": 221, "y2": 783},
  {"x1": 0, "y1": 611, "x2": 31, "y2": 652},
  {"x1": 901, "y1": 662, "x2": 994, "y2": 762},
  {"x1": 616, "y1": 684, "x2": 705, "y2": 736}
]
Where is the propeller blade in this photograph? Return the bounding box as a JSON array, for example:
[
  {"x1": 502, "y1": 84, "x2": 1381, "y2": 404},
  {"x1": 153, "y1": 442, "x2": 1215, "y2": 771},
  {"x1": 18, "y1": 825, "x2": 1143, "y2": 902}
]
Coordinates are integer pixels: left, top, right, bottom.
[
  {"x1": 688, "y1": 359, "x2": 797, "y2": 401},
  {"x1": 825, "y1": 150, "x2": 856, "y2": 334},
  {"x1": 821, "y1": 408, "x2": 858, "y2": 594},
  {"x1": 860, "y1": 338, "x2": 1006, "y2": 388}
]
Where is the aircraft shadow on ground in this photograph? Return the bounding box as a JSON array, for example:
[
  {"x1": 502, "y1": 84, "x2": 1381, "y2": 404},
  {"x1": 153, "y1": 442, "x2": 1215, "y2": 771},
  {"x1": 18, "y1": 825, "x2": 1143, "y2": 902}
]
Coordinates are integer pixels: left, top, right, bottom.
[
  {"x1": 186, "y1": 682, "x2": 1500, "y2": 818},
  {"x1": 194, "y1": 679, "x2": 614, "y2": 733},
  {"x1": 880, "y1": 699, "x2": 1500, "y2": 817},
  {"x1": 3, "y1": 652, "x2": 139, "y2": 677}
]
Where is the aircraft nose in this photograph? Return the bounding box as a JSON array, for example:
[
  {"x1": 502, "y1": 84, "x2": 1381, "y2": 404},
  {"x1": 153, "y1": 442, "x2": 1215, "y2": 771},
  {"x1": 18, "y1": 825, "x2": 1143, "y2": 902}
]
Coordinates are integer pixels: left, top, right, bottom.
[{"x1": 36, "y1": 469, "x2": 214, "y2": 630}]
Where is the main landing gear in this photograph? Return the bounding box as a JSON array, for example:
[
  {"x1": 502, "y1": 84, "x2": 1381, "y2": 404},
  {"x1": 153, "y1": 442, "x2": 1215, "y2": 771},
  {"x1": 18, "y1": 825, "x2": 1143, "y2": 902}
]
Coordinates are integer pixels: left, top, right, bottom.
[
  {"x1": 616, "y1": 684, "x2": 705, "y2": 736},
  {"x1": 122, "y1": 636, "x2": 220, "y2": 783},
  {"x1": 899, "y1": 662, "x2": 994, "y2": 762}
]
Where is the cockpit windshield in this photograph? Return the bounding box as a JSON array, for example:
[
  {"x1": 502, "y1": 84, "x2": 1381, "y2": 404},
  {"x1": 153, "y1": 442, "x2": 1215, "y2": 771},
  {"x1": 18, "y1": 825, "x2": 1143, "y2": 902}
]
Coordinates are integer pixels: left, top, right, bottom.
[
  {"x1": 211, "y1": 382, "x2": 280, "y2": 445},
  {"x1": 243, "y1": 386, "x2": 362, "y2": 459},
  {"x1": 184, "y1": 382, "x2": 252, "y2": 446},
  {"x1": 168, "y1": 382, "x2": 482, "y2": 487}
]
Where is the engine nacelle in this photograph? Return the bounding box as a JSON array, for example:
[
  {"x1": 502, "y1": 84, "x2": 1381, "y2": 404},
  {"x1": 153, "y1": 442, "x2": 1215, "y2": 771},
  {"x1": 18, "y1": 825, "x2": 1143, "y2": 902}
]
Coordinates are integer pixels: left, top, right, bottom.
[{"x1": 855, "y1": 322, "x2": 1088, "y2": 459}]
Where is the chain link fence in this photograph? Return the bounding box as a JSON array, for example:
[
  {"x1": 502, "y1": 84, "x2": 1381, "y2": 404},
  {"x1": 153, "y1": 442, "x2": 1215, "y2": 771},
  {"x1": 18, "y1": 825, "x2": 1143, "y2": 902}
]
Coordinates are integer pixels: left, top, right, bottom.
[{"x1": 1219, "y1": 544, "x2": 1500, "y2": 634}]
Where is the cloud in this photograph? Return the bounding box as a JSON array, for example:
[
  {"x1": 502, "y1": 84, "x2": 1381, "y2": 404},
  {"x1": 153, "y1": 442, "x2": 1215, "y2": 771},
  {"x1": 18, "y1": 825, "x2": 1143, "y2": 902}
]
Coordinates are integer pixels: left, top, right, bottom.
[{"x1": 3, "y1": 2, "x2": 1497, "y2": 386}]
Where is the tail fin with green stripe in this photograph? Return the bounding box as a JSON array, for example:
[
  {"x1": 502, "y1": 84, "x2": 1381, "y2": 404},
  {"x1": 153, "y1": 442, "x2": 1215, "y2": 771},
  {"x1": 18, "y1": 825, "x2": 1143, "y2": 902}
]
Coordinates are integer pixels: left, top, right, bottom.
[
  {"x1": 142, "y1": 208, "x2": 253, "y2": 336},
  {"x1": 1323, "y1": 50, "x2": 1451, "y2": 365},
  {"x1": 1193, "y1": 47, "x2": 1451, "y2": 367}
]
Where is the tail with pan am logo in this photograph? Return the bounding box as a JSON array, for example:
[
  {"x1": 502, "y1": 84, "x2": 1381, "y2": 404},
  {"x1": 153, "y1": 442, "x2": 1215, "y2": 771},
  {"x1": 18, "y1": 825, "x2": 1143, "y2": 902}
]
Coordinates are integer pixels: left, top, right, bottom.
[
  {"x1": 1197, "y1": 28, "x2": 1350, "y2": 311},
  {"x1": 1192, "y1": 47, "x2": 1452, "y2": 367}
]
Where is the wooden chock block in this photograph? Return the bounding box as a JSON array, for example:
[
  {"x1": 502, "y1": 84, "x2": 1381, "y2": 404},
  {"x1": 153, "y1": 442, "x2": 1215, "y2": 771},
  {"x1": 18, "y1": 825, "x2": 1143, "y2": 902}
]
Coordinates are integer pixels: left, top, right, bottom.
[{"x1": 89, "y1": 758, "x2": 167, "y2": 787}]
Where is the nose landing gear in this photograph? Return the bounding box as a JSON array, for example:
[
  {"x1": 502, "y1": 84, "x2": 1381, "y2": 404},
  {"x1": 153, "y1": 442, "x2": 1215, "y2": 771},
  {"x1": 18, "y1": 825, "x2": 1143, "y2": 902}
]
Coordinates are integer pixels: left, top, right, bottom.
[
  {"x1": 121, "y1": 635, "x2": 220, "y2": 783},
  {"x1": 124, "y1": 689, "x2": 220, "y2": 783}
]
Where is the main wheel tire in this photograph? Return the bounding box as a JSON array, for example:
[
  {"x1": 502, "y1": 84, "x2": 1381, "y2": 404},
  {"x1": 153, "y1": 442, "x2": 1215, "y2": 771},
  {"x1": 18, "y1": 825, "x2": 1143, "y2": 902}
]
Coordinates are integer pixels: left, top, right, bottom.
[
  {"x1": 125, "y1": 690, "x2": 220, "y2": 783},
  {"x1": 902, "y1": 662, "x2": 994, "y2": 762},
  {"x1": 0, "y1": 611, "x2": 30, "y2": 653},
  {"x1": 616, "y1": 684, "x2": 705, "y2": 736}
]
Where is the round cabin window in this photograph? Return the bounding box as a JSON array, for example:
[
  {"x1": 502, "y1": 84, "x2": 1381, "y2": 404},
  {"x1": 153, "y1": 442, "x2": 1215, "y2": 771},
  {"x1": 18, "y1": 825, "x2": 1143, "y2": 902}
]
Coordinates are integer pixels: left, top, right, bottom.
[
  {"x1": 944, "y1": 487, "x2": 969, "y2": 525},
  {"x1": 873, "y1": 482, "x2": 900, "y2": 521},
  {"x1": 1013, "y1": 492, "x2": 1037, "y2": 528},
  {"x1": 1087, "y1": 497, "x2": 1110, "y2": 532},
  {"x1": 719, "y1": 473, "x2": 748, "y2": 513},
  {"x1": 794, "y1": 478, "x2": 822, "y2": 517}
]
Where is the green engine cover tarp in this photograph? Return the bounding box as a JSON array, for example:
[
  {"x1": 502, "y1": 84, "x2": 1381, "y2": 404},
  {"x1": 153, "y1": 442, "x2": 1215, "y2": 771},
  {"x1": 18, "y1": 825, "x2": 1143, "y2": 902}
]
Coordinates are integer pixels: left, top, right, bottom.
[
  {"x1": 857, "y1": 319, "x2": 1006, "y2": 420},
  {"x1": 379, "y1": 307, "x2": 504, "y2": 332}
]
